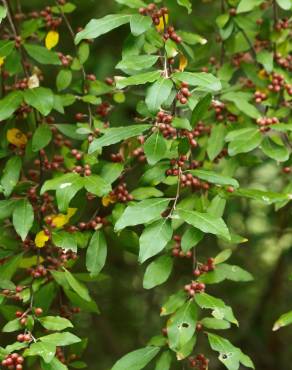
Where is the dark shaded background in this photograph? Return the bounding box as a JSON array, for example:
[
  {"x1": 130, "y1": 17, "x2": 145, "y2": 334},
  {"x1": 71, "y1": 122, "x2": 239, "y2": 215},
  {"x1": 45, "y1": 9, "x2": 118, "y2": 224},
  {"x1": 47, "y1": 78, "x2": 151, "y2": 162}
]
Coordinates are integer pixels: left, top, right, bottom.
[{"x1": 1, "y1": 1, "x2": 292, "y2": 369}]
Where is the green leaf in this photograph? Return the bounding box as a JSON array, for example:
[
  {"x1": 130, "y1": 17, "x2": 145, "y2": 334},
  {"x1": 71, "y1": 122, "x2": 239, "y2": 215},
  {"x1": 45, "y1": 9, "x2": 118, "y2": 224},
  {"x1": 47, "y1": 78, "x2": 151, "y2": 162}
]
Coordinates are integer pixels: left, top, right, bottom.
[
  {"x1": 181, "y1": 228, "x2": 203, "y2": 252},
  {"x1": 195, "y1": 292, "x2": 225, "y2": 310},
  {"x1": 234, "y1": 188, "x2": 290, "y2": 204},
  {"x1": 0, "y1": 199, "x2": 16, "y2": 220},
  {"x1": 177, "y1": 0, "x2": 192, "y2": 13},
  {"x1": 139, "y1": 220, "x2": 172, "y2": 263},
  {"x1": 237, "y1": 0, "x2": 264, "y2": 13},
  {"x1": 24, "y1": 342, "x2": 56, "y2": 363},
  {"x1": 56, "y1": 70, "x2": 72, "y2": 91},
  {"x1": 191, "y1": 93, "x2": 212, "y2": 126},
  {"x1": 2, "y1": 318, "x2": 22, "y2": 332},
  {"x1": 198, "y1": 263, "x2": 253, "y2": 284},
  {"x1": 201, "y1": 317, "x2": 231, "y2": 330},
  {"x1": 116, "y1": 55, "x2": 159, "y2": 71},
  {"x1": 116, "y1": 70, "x2": 161, "y2": 89},
  {"x1": 144, "y1": 131, "x2": 168, "y2": 165},
  {"x1": 111, "y1": 346, "x2": 160, "y2": 370},
  {"x1": 173, "y1": 72, "x2": 221, "y2": 91},
  {"x1": 222, "y1": 92, "x2": 260, "y2": 119},
  {"x1": 24, "y1": 87, "x2": 54, "y2": 116},
  {"x1": 24, "y1": 44, "x2": 61, "y2": 65},
  {"x1": 161, "y1": 291, "x2": 187, "y2": 317},
  {"x1": 1, "y1": 156, "x2": 22, "y2": 197},
  {"x1": 273, "y1": 310, "x2": 292, "y2": 331},
  {"x1": 143, "y1": 255, "x2": 173, "y2": 289},
  {"x1": 32, "y1": 124, "x2": 53, "y2": 151},
  {"x1": 207, "y1": 124, "x2": 226, "y2": 161},
  {"x1": 12, "y1": 199, "x2": 34, "y2": 241},
  {"x1": 276, "y1": 0, "x2": 291, "y2": 9},
  {"x1": 77, "y1": 42, "x2": 90, "y2": 64},
  {"x1": 256, "y1": 51, "x2": 273, "y2": 73},
  {"x1": 155, "y1": 351, "x2": 172, "y2": 370},
  {"x1": 167, "y1": 299, "x2": 197, "y2": 351},
  {"x1": 226, "y1": 127, "x2": 262, "y2": 156},
  {"x1": 39, "y1": 316, "x2": 73, "y2": 331},
  {"x1": 131, "y1": 187, "x2": 163, "y2": 200},
  {"x1": 86, "y1": 230, "x2": 107, "y2": 277},
  {"x1": 145, "y1": 78, "x2": 173, "y2": 113},
  {"x1": 83, "y1": 175, "x2": 111, "y2": 196},
  {"x1": 261, "y1": 137, "x2": 289, "y2": 162},
  {"x1": 0, "y1": 40, "x2": 15, "y2": 58},
  {"x1": 75, "y1": 14, "x2": 131, "y2": 44},
  {"x1": 177, "y1": 208, "x2": 230, "y2": 240},
  {"x1": 0, "y1": 5, "x2": 7, "y2": 23},
  {"x1": 172, "y1": 117, "x2": 192, "y2": 130},
  {"x1": 52, "y1": 231, "x2": 77, "y2": 252},
  {"x1": 188, "y1": 169, "x2": 239, "y2": 188},
  {"x1": 64, "y1": 269, "x2": 91, "y2": 302},
  {"x1": 40, "y1": 357, "x2": 68, "y2": 370},
  {"x1": 0, "y1": 91, "x2": 23, "y2": 121},
  {"x1": 115, "y1": 0, "x2": 146, "y2": 8},
  {"x1": 115, "y1": 198, "x2": 171, "y2": 231},
  {"x1": 55, "y1": 124, "x2": 87, "y2": 140},
  {"x1": 130, "y1": 14, "x2": 152, "y2": 36},
  {"x1": 207, "y1": 333, "x2": 254, "y2": 370},
  {"x1": 99, "y1": 162, "x2": 124, "y2": 184},
  {"x1": 40, "y1": 332, "x2": 81, "y2": 346},
  {"x1": 88, "y1": 124, "x2": 150, "y2": 153},
  {"x1": 214, "y1": 249, "x2": 232, "y2": 264}
]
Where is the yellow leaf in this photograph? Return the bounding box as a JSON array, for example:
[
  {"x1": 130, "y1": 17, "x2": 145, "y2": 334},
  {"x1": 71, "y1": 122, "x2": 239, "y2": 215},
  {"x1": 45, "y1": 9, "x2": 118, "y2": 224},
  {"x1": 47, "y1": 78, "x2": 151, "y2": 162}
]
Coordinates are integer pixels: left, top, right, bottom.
[
  {"x1": 7, "y1": 128, "x2": 28, "y2": 148},
  {"x1": 156, "y1": 14, "x2": 168, "y2": 32},
  {"x1": 0, "y1": 57, "x2": 5, "y2": 67},
  {"x1": 45, "y1": 30, "x2": 59, "y2": 50},
  {"x1": 51, "y1": 214, "x2": 68, "y2": 228},
  {"x1": 102, "y1": 194, "x2": 116, "y2": 207},
  {"x1": 35, "y1": 231, "x2": 49, "y2": 248},
  {"x1": 258, "y1": 69, "x2": 267, "y2": 80},
  {"x1": 66, "y1": 208, "x2": 77, "y2": 219},
  {"x1": 179, "y1": 54, "x2": 188, "y2": 72},
  {"x1": 51, "y1": 208, "x2": 77, "y2": 228}
]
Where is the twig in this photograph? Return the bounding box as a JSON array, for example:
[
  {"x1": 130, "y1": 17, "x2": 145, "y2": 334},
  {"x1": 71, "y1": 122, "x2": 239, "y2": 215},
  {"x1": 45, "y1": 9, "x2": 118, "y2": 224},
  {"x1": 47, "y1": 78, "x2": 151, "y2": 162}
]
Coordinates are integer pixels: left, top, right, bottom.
[{"x1": 54, "y1": 1, "x2": 93, "y2": 128}]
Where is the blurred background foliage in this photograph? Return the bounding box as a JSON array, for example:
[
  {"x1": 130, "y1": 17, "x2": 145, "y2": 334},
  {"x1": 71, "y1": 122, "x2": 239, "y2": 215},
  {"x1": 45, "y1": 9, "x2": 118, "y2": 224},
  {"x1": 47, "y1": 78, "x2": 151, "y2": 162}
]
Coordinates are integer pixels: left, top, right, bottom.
[{"x1": 1, "y1": 1, "x2": 292, "y2": 369}]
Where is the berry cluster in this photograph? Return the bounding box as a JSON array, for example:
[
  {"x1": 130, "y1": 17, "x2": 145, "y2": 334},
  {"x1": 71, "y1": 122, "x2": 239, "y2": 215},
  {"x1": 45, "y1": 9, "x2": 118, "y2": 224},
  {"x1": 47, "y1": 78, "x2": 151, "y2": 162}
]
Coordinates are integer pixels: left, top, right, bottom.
[
  {"x1": 60, "y1": 305, "x2": 81, "y2": 319},
  {"x1": 193, "y1": 258, "x2": 215, "y2": 277},
  {"x1": 29, "y1": 264, "x2": 48, "y2": 279},
  {"x1": 40, "y1": 6, "x2": 62, "y2": 29},
  {"x1": 274, "y1": 52, "x2": 292, "y2": 71},
  {"x1": 1, "y1": 353, "x2": 24, "y2": 370},
  {"x1": 110, "y1": 153, "x2": 123, "y2": 162},
  {"x1": 72, "y1": 164, "x2": 92, "y2": 176},
  {"x1": 176, "y1": 82, "x2": 191, "y2": 104},
  {"x1": 171, "y1": 235, "x2": 192, "y2": 259},
  {"x1": 274, "y1": 18, "x2": 290, "y2": 31},
  {"x1": 166, "y1": 156, "x2": 202, "y2": 177},
  {"x1": 184, "y1": 281, "x2": 206, "y2": 297},
  {"x1": 132, "y1": 147, "x2": 146, "y2": 162},
  {"x1": 254, "y1": 90, "x2": 267, "y2": 103},
  {"x1": 96, "y1": 101, "x2": 111, "y2": 117},
  {"x1": 212, "y1": 101, "x2": 237, "y2": 122},
  {"x1": 1, "y1": 287, "x2": 22, "y2": 302},
  {"x1": 162, "y1": 26, "x2": 182, "y2": 43},
  {"x1": 17, "y1": 333, "x2": 32, "y2": 343},
  {"x1": 156, "y1": 111, "x2": 176, "y2": 139},
  {"x1": 256, "y1": 116, "x2": 279, "y2": 132},
  {"x1": 37, "y1": 149, "x2": 65, "y2": 172},
  {"x1": 139, "y1": 4, "x2": 168, "y2": 27},
  {"x1": 188, "y1": 354, "x2": 209, "y2": 369},
  {"x1": 268, "y1": 73, "x2": 285, "y2": 93},
  {"x1": 181, "y1": 173, "x2": 210, "y2": 191},
  {"x1": 78, "y1": 216, "x2": 108, "y2": 231},
  {"x1": 58, "y1": 52, "x2": 73, "y2": 67},
  {"x1": 110, "y1": 183, "x2": 133, "y2": 203}
]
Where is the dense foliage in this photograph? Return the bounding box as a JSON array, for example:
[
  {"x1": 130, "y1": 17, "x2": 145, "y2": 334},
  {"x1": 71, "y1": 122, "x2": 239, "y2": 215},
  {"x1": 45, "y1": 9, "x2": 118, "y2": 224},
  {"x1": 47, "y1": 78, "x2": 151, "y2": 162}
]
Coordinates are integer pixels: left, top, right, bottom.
[{"x1": 0, "y1": 0, "x2": 291, "y2": 369}]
